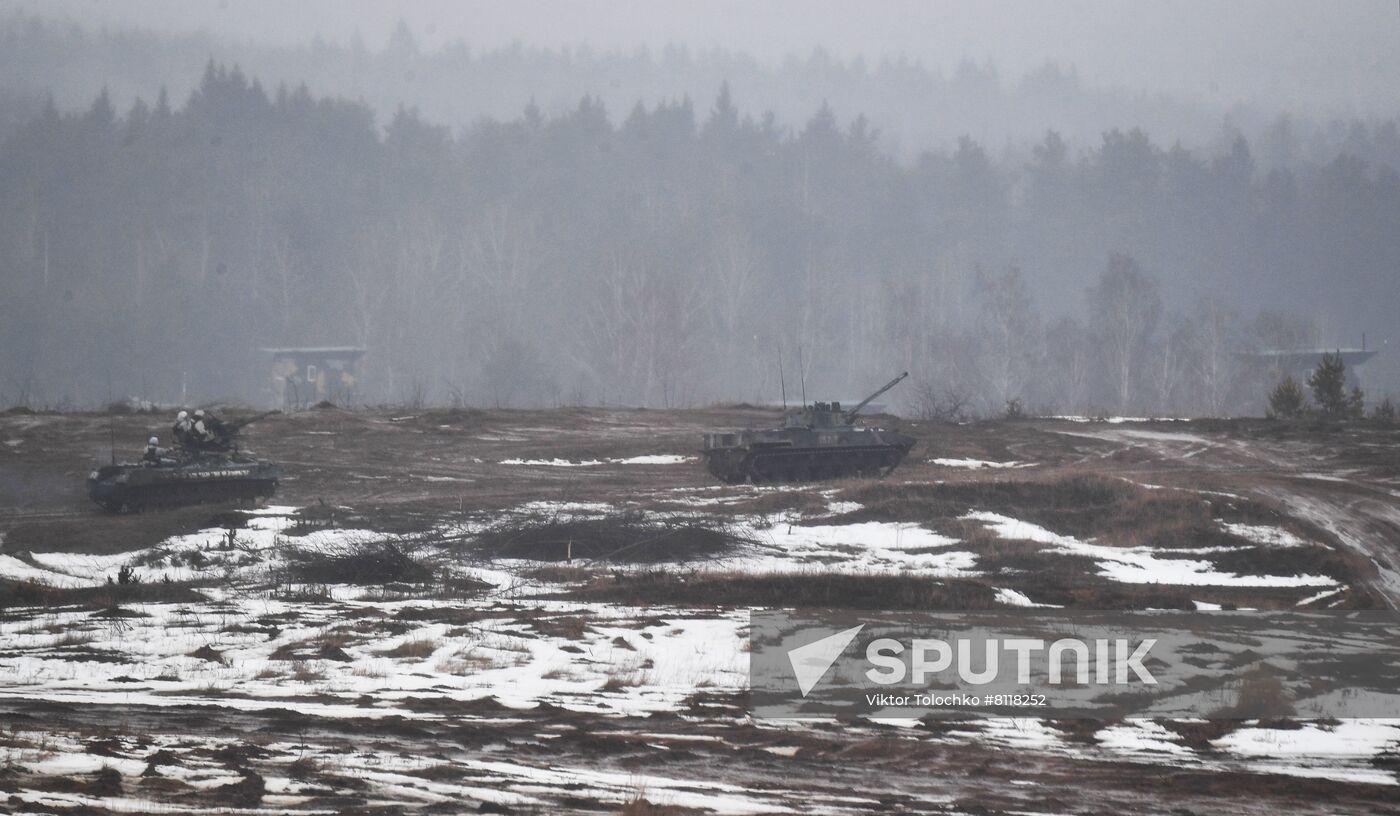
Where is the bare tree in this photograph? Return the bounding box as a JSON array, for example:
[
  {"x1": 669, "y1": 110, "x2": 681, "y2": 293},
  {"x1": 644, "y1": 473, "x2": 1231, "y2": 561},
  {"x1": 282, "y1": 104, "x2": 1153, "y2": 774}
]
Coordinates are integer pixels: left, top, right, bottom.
[
  {"x1": 1151, "y1": 317, "x2": 1194, "y2": 414},
  {"x1": 1190, "y1": 298, "x2": 1239, "y2": 416},
  {"x1": 1088, "y1": 253, "x2": 1161, "y2": 413},
  {"x1": 974, "y1": 265, "x2": 1038, "y2": 410}
]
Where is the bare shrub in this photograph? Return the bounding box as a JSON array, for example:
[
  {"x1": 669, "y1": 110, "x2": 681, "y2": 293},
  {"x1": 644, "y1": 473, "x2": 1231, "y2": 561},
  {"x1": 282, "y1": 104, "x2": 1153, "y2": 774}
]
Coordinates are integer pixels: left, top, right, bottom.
[
  {"x1": 214, "y1": 770, "x2": 265, "y2": 807},
  {"x1": 287, "y1": 756, "x2": 320, "y2": 780},
  {"x1": 619, "y1": 792, "x2": 689, "y2": 816},
  {"x1": 474, "y1": 512, "x2": 753, "y2": 563},
  {"x1": 1215, "y1": 670, "x2": 1296, "y2": 720},
  {"x1": 89, "y1": 765, "x2": 122, "y2": 796},
  {"x1": 53, "y1": 630, "x2": 97, "y2": 647},
  {"x1": 290, "y1": 662, "x2": 324, "y2": 683},
  {"x1": 912, "y1": 382, "x2": 974, "y2": 423},
  {"x1": 0, "y1": 577, "x2": 205, "y2": 610},
  {"x1": 283, "y1": 539, "x2": 432, "y2": 585},
  {"x1": 528, "y1": 614, "x2": 590, "y2": 639},
  {"x1": 571, "y1": 570, "x2": 998, "y2": 610},
  {"x1": 379, "y1": 637, "x2": 438, "y2": 659},
  {"x1": 520, "y1": 565, "x2": 596, "y2": 584},
  {"x1": 601, "y1": 671, "x2": 644, "y2": 692}
]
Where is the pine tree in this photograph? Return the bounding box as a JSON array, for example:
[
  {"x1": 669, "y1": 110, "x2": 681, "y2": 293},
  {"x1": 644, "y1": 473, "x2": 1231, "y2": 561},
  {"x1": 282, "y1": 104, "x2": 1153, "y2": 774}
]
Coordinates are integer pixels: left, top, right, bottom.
[
  {"x1": 1374, "y1": 397, "x2": 1396, "y2": 422},
  {"x1": 1346, "y1": 386, "x2": 1365, "y2": 419},
  {"x1": 1307, "y1": 352, "x2": 1348, "y2": 418},
  {"x1": 1267, "y1": 375, "x2": 1305, "y2": 419}
]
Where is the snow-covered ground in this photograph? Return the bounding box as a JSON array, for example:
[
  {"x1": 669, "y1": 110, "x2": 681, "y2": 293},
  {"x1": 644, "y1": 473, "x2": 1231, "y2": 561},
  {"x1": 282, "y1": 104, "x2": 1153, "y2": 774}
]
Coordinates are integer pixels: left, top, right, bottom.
[
  {"x1": 1, "y1": 568, "x2": 1394, "y2": 789},
  {"x1": 0, "y1": 588, "x2": 747, "y2": 718},
  {"x1": 0, "y1": 492, "x2": 1393, "y2": 808},
  {"x1": 0, "y1": 494, "x2": 1347, "y2": 598}
]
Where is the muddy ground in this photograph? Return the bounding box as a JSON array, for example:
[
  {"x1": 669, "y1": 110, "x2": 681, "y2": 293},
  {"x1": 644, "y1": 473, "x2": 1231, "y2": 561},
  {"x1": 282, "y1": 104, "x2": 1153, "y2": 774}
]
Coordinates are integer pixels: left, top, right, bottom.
[
  {"x1": 4, "y1": 406, "x2": 1398, "y2": 606},
  {"x1": 1, "y1": 406, "x2": 1399, "y2": 814}
]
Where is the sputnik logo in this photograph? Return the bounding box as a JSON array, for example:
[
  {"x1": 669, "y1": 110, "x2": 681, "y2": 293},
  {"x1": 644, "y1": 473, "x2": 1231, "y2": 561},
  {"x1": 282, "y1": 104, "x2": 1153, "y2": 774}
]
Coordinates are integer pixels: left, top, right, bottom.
[{"x1": 787, "y1": 624, "x2": 865, "y2": 697}]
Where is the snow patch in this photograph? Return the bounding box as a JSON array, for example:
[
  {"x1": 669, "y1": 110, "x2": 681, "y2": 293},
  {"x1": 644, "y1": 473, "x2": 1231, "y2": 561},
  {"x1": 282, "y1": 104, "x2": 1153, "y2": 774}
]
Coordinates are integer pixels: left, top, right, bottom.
[
  {"x1": 1095, "y1": 720, "x2": 1191, "y2": 755},
  {"x1": 1051, "y1": 416, "x2": 1190, "y2": 424},
  {"x1": 1222, "y1": 523, "x2": 1308, "y2": 547},
  {"x1": 996, "y1": 589, "x2": 1033, "y2": 605},
  {"x1": 610, "y1": 454, "x2": 695, "y2": 465},
  {"x1": 930, "y1": 458, "x2": 1029, "y2": 469},
  {"x1": 500, "y1": 454, "x2": 695, "y2": 467},
  {"x1": 733, "y1": 520, "x2": 977, "y2": 576},
  {"x1": 499, "y1": 457, "x2": 602, "y2": 467},
  {"x1": 1296, "y1": 587, "x2": 1346, "y2": 607},
  {"x1": 1214, "y1": 720, "x2": 1400, "y2": 759},
  {"x1": 963, "y1": 511, "x2": 1337, "y2": 588}
]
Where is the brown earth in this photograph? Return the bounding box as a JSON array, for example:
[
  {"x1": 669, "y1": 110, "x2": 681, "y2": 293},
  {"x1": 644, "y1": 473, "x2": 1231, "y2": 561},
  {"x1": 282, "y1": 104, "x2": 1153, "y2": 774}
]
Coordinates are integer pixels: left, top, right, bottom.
[
  {"x1": 2, "y1": 407, "x2": 1399, "y2": 814},
  {"x1": 2, "y1": 406, "x2": 1397, "y2": 604}
]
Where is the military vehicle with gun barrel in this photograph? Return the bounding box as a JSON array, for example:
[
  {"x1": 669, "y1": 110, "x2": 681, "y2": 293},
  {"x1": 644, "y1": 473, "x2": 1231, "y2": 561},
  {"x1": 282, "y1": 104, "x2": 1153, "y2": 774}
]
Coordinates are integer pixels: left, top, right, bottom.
[
  {"x1": 700, "y1": 372, "x2": 915, "y2": 484},
  {"x1": 87, "y1": 410, "x2": 280, "y2": 512}
]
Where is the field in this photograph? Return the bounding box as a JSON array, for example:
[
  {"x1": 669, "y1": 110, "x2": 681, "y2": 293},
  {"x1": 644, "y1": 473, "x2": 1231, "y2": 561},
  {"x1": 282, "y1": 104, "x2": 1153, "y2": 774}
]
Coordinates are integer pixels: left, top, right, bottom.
[{"x1": 1, "y1": 405, "x2": 1399, "y2": 814}]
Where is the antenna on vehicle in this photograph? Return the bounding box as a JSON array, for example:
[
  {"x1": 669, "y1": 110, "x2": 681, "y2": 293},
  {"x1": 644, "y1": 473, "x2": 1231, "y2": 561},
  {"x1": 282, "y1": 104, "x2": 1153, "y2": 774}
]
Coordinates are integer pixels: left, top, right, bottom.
[
  {"x1": 798, "y1": 345, "x2": 807, "y2": 408},
  {"x1": 106, "y1": 374, "x2": 116, "y2": 465},
  {"x1": 777, "y1": 345, "x2": 787, "y2": 410}
]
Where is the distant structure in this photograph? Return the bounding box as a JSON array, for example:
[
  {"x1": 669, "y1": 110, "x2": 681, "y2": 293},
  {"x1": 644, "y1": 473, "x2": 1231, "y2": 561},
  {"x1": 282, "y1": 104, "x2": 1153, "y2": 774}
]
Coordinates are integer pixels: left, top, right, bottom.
[
  {"x1": 263, "y1": 347, "x2": 366, "y2": 409},
  {"x1": 1245, "y1": 348, "x2": 1378, "y2": 388}
]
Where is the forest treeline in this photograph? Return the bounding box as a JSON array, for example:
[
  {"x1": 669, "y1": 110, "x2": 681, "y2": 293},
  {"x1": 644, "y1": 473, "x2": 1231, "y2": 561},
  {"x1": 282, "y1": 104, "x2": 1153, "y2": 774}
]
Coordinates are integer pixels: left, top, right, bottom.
[
  {"x1": 8, "y1": 14, "x2": 1400, "y2": 168},
  {"x1": 1, "y1": 64, "x2": 1398, "y2": 414}
]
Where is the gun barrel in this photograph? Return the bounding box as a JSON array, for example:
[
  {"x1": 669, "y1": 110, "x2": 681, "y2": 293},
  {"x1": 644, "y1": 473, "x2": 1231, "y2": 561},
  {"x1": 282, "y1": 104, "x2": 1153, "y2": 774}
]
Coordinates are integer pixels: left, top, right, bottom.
[
  {"x1": 229, "y1": 410, "x2": 280, "y2": 432},
  {"x1": 844, "y1": 371, "x2": 909, "y2": 424}
]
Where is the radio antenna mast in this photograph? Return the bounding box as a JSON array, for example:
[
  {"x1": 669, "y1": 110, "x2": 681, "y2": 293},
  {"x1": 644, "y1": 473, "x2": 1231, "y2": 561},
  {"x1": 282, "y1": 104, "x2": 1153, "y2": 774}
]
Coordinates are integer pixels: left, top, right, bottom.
[
  {"x1": 777, "y1": 346, "x2": 787, "y2": 410},
  {"x1": 798, "y1": 345, "x2": 807, "y2": 408},
  {"x1": 106, "y1": 374, "x2": 116, "y2": 465}
]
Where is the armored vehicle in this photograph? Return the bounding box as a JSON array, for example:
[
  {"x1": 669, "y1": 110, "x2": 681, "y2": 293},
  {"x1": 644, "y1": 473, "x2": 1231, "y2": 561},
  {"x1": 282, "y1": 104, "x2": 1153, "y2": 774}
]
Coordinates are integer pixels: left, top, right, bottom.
[
  {"x1": 87, "y1": 411, "x2": 280, "y2": 512},
  {"x1": 701, "y1": 372, "x2": 915, "y2": 484}
]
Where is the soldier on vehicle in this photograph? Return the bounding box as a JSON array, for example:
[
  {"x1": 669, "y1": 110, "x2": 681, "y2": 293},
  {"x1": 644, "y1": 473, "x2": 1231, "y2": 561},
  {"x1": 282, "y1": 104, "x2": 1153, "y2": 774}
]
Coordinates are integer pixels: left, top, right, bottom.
[
  {"x1": 142, "y1": 436, "x2": 163, "y2": 466},
  {"x1": 172, "y1": 410, "x2": 195, "y2": 449},
  {"x1": 192, "y1": 409, "x2": 211, "y2": 444},
  {"x1": 193, "y1": 409, "x2": 235, "y2": 451},
  {"x1": 204, "y1": 410, "x2": 230, "y2": 442}
]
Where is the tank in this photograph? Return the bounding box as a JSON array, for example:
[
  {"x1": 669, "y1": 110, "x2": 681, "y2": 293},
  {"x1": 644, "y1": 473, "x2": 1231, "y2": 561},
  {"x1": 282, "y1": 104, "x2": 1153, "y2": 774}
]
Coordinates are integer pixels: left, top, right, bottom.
[
  {"x1": 701, "y1": 372, "x2": 915, "y2": 484},
  {"x1": 87, "y1": 411, "x2": 280, "y2": 512}
]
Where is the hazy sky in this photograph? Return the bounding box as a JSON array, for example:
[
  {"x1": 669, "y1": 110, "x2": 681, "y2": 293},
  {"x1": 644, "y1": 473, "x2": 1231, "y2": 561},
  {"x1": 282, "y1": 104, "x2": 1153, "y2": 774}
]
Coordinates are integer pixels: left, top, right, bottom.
[{"x1": 7, "y1": 0, "x2": 1400, "y2": 115}]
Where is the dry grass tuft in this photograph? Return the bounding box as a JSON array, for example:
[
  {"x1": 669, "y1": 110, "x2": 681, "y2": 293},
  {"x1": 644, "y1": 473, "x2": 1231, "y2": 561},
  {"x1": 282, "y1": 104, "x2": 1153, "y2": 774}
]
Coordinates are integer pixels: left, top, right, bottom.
[
  {"x1": 474, "y1": 512, "x2": 753, "y2": 563},
  {"x1": 1213, "y1": 670, "x2": 1297, "y2": 720},
  {"x1": 282, "y1": 539, "x2": 432, "y2": 585},
  {"x1": 289, "y1": 661, "x2": 324, "y2": 683},
  {"x1": 569, "y1": 570, "x2": 998, "y2": 611},
  {"x1": 378, "y1": 637, "x2": 439, "y2": 659}
]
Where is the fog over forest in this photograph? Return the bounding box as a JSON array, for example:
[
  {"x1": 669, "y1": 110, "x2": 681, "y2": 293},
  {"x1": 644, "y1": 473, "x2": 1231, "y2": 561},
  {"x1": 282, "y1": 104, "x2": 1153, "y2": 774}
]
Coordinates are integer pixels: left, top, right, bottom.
[{"x1": 0, "y1": 5, "x2": 1398, "y2": 416}]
